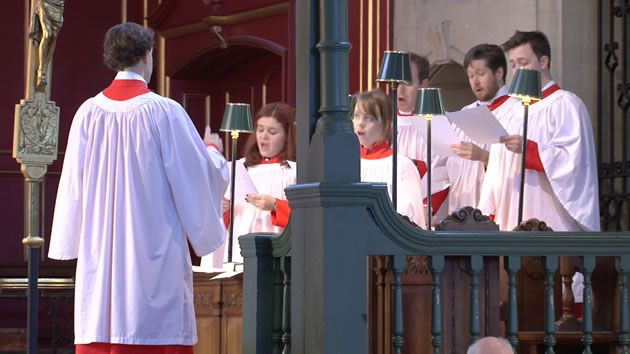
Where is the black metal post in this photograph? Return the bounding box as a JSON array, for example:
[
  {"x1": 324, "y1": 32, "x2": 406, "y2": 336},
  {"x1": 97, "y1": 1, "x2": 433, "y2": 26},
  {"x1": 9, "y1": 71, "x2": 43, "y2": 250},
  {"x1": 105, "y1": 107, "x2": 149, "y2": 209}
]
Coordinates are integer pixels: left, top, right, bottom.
[
  {"x1": 24, "y1": 178, "x2": 44, "y2": 354},
  {"x1": 427, "y1": 117, "x2": 432, "y2": 229},
  {"x1": 27, "y1": 247, "x2": 39, "y2": 353},
  {"x1": 227, "y1": 135, "x2": 238, "y2": 263},
  {"x1": 392, "y1": 83, "x2": 399, "y2": 209},
  {"x1": 517, "y1": 105, "x2": 529, "y2": 225}
]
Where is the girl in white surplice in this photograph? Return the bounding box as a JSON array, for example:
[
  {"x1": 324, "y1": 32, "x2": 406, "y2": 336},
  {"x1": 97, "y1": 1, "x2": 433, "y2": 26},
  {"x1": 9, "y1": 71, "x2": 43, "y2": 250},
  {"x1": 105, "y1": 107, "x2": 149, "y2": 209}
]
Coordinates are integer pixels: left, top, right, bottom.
[
  {"x1": 202, "y1": 102, "x2": 297, "y2": 268},
  {"x1": 352, "y1": 88, "x2": 427, "y2": 228}
]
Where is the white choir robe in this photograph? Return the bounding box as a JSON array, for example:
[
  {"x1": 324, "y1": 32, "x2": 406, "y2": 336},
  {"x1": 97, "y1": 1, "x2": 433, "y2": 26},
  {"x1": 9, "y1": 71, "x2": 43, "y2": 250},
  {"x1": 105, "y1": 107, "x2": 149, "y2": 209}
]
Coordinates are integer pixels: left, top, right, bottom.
[
  {"x1": 444, "y1": 86, "x2": 521, "y2": 213},
  {"x1": 478, "y1": 82, "x2": 600, "y2": 231},
  {"x1": 202, "y1": 158, "x2": 297, "y2": 268},
  {"x1": 48, "y1": 73, "x2": 229, "y2": 346},
  {"x1": 398, "y1": 112, "x2": 450, "y2": 221},
  {"x1": 361, "y1": 152, "x2": 427, "y2": 228}
]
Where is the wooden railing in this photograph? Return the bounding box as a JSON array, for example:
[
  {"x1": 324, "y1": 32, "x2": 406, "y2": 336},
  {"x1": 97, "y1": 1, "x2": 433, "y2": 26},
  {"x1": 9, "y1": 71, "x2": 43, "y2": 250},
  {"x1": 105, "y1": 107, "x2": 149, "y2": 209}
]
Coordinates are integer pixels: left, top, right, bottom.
[{"x1": 241, "y1": 183, "x2": 630, "y2": 354}]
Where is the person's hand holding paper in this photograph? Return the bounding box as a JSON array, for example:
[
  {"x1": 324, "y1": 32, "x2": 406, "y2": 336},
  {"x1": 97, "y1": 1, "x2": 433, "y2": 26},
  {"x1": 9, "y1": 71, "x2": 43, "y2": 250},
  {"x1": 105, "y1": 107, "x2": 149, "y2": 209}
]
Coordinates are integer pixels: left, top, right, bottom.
[
  {"x1": 446, "y1": 105, "x2": 508, "y2": 144},
  {"x1": 449, "y1": 141, "x2": 490, "y2": 163},
  {"x1": 225, "y1": 159, "x2": 258, "y2": 202}
]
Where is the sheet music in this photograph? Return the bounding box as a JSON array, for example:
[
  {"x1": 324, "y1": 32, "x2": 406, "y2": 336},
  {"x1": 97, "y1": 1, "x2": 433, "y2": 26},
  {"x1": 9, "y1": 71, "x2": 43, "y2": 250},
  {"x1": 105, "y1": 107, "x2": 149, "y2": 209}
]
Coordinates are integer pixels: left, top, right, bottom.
[
  {"x1": 225, "y1": 160, "x2": 258, "y2": 201},
  {"x1": 430, "y1": 115, "x2": 460, "y2": 157},
  {"x1": 445, "y1": 105, "x2": 508, "y2": 144},
  {"x1": 399, "y1": 115, "x2": 459, "y2": 157}
]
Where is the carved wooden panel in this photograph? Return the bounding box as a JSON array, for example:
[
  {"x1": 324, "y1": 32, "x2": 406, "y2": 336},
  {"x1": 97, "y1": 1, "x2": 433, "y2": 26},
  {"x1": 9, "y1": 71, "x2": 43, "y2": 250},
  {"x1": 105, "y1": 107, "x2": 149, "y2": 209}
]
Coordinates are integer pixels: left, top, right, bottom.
[{"x1": 193, "y1": 272, "x2": 243, "y2": 354}]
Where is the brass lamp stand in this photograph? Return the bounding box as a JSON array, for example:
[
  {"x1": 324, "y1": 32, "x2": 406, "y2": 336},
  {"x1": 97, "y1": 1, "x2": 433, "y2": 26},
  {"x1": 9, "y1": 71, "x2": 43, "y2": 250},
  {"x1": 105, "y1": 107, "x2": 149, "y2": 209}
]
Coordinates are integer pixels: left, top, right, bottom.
[
  {"x1": 414, "y1": 88, "x2": 445, "y2": 229},
  {"x1": 376, "y1": 51, "x2": 412, "y2": 209},
  {"x1": 507, "y1": 68, "x2": 541, "y2": 225},
  {"x1": 219, "y1": 103, "x2": 253, "y2": 270}
]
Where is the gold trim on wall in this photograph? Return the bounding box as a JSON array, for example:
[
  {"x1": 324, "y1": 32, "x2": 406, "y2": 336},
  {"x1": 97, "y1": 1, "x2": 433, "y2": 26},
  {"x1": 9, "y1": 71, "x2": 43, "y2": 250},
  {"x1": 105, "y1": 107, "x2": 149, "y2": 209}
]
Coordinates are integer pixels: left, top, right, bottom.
[
  {"x1": 386, "y1": 0, "x2": 390, "y2": 52},
  {"x1": 367, "y1": 0, "x2": 373, "y2": 90},
  {"x1": 121, "y1": 0, "x2": 127, "y2": 23},
  {"x1": 23, "y1": 0, "x2": 30, "y2": 94},
  {"x1": 262, "y1": 64, "x2": 281, "y2": 106},
  {"x1": 143, "y1": 0, "x2": 148, "y2": 27},
  {"x1": 376, "y1": 0, "x2": 380, "y2": 88},
  {"x1": 360, "y1": 0, "x2": 364, "y2": 92},
  {"x1": 165, "y1": 75, "x2": 170, "y2": 98},
  {"x1": 158, "y1": 35, "x2": 166, "y2": 95}
]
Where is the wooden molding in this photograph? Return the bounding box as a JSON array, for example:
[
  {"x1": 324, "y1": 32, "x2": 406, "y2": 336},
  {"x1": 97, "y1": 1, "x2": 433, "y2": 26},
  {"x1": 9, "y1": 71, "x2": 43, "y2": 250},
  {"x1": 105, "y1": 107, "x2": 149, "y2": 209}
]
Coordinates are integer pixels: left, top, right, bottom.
[{"x1": 159, "y1": 2, "x2": 289, "y2": 39}]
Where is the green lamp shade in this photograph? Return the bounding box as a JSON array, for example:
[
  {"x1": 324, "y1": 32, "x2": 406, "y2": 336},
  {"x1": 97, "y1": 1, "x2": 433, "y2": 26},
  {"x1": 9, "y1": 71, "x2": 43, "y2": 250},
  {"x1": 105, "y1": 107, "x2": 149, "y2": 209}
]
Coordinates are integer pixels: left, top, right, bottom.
[
  {"x1": 508, "y1": 68, "x2": 542, "y2": 101},
  {"x1": 376, "y1": 51, "x2": 412, "y2": 84},
  {"x1": 220, "y1": 103, "x2": 253, "y2": 132},
  {"x1": 414, "y1": 88, "x2": 445, "y2": 116}
]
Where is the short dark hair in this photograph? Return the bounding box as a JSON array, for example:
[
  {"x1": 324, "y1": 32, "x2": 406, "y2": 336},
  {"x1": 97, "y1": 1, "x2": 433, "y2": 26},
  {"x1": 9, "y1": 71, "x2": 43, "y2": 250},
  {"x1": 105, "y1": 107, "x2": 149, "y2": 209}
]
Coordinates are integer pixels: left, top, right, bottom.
[
  {"x1": 409, "y1": 52, "x2": 430, "y2": 84},
  {"x1": 502, "y1": 30, "x2": 551, "y2": 65},
  {"x1": 463, "y1": 44, "x2": 507, "y2": 82},
  {"x1": 103, "y1": 22, "x2": 154, "y2": 72}
]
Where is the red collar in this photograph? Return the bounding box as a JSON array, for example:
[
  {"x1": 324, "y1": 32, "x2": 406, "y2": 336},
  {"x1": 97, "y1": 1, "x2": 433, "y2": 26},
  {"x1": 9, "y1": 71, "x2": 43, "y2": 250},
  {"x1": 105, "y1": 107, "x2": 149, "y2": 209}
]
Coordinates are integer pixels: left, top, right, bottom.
[
  {"x1": 260, "y1": 153, "x2": 282, "y2": 164},
  {"x1": 530, "y1": 83, "x2": 561, "y2": 104},
  {"x1": 103, "y1": 80, "x2": 151, "y2": 101},
  {"x1": 487, "y1": 95, "x2": 510, "y2": 111},
  {"x1": 360, "y1": 140, "x2": 392, "y2": 159},
  {"x1": 476, "y1": 94, "x2": 510, "y2": 111},
  {"x1": 397, "y1": 110, "x2": 414, "y2": 116}
]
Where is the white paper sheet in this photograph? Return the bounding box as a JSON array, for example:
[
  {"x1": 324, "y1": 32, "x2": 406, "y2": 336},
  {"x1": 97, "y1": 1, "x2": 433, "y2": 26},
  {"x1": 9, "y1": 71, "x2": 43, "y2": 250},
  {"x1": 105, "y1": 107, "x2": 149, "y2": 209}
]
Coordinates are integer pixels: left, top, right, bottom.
[
  {"x1": 399, "y1": 115, "x2": 459, "y2": 157},
  {"x1": 445, "y1": 105, "x2": 508, "y2": 144},
  {"x1": 430, "y1": 115, "x2": 461, "y2": 157},
  {"x1": 225, "y1": 160, "x2": 258, "y2": 201}
]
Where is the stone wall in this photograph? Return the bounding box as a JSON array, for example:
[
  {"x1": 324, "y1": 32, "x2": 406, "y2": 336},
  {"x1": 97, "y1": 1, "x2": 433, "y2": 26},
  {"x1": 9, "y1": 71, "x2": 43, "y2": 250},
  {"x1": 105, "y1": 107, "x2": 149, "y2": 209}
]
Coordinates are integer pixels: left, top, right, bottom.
[{"x1": 393, "y1": 0, "x2": 597, "y2": 117}]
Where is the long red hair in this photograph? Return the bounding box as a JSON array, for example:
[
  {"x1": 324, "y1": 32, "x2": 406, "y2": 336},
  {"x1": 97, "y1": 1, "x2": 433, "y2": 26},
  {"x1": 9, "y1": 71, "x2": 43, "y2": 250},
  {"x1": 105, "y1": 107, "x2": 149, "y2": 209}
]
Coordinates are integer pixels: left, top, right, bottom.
[{"x1": 243, "y1": 102, "x2": 296, "y2": 167}]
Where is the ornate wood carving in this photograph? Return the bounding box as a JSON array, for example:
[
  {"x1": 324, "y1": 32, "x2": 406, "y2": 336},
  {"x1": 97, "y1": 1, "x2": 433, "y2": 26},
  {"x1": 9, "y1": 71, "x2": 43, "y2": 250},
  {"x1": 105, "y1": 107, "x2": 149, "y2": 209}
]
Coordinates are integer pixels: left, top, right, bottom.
[
  {"x1": 512, "y1": 218, "x2": 554, "y2": 232},
  {"x1": 435, "y1": 206, "x2": 499, "y2": 231},
  {"x1": 223, "y1": 289, "x2": 242, "y2": 308},
  {"x1": 194, "y1": 288, "x2": 218, "y2": 310},
  {"x1": 404, "y1": 255, "x2": 429, "y2": 275}
]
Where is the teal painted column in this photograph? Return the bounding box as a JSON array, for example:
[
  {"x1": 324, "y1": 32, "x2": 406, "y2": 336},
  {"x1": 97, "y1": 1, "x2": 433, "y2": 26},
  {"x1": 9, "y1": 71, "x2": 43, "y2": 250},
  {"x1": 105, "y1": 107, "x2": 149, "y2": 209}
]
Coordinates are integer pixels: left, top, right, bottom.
[
  {"x1": 291, "y1": 0, "x2": 366, "y2": 352},
  {"x1": 469, "y1": 256, "x2": 483, "y2": 345},
  {"x1": 431, "y1": 255, "x2": 445, "y2": 354},
  {"x1": 240, "y1": 234, "x2": 275, "y2": 353},
  {"x1": 580, "y1": 256, "x2": 595, "y2": 354},
  {"x1": 543, "y1": 256, "x2": 558, "y2": 354},
  {"x1": 309, "y1": 0, "x2": 359, "y2": 183},
  {"x1": 505, "y1": 256, "x2": 521, "y2": 351}
]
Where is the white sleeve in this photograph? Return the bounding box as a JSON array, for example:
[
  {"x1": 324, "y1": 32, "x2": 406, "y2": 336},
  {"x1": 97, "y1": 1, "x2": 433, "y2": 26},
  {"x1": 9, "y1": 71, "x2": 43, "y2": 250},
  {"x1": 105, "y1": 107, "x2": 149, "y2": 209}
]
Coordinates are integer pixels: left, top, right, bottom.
[
  {"x1": 48, "y1": 103, "x2": 89, "y2": 260},
  {"x1": 158, "y1": 101, "x2": 229, "y2": 256},
  {"x1": 397, "y1": 156, "x2": 427, "y2": 228}
]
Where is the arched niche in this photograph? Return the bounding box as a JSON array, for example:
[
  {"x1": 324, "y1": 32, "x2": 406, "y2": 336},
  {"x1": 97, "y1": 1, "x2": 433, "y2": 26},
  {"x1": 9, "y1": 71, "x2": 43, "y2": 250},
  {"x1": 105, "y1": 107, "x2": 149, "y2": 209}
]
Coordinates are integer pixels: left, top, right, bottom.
[
  {"x1": 428, "y1": 62, "x2": 476, "y2": 112},
  {"x1": 165, "y1": 36, "x2": 286, "y2": 159}
]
